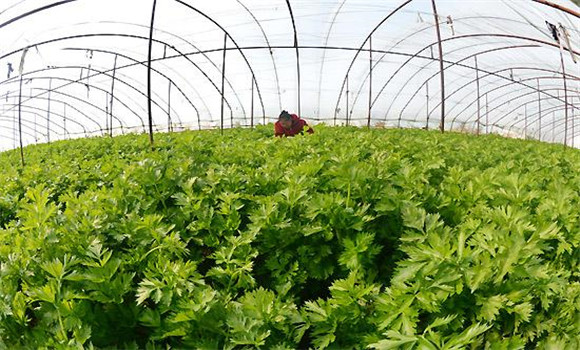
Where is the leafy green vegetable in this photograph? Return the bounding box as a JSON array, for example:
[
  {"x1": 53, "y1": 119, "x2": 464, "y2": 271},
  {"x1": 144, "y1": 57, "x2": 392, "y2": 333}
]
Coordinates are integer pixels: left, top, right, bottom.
[{"x1": 0, "y1": 125, "x2": 579, "y2": 348}]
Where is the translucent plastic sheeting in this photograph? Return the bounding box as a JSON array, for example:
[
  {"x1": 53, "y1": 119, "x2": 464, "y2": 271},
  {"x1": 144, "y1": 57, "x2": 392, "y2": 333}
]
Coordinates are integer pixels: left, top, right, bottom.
[{"x1": 0, "y1": 0, "x2": 578, "y2": 151}]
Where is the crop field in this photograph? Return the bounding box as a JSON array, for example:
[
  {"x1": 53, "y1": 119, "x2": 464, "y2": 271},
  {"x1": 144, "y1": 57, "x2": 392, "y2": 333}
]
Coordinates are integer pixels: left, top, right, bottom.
[{"x1": 0, "y1": 126, "x2": 579, "y2": 349}]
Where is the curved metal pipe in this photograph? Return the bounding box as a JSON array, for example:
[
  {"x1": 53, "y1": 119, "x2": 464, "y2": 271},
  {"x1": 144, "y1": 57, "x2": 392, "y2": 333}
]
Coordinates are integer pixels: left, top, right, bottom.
[
  {"x1": 532, "y1": 0, "x2": 580, "y2": 18},
  {"x1": 2, "y1": 102, "x2": 87, "y2": 136},
  {"x1": 0, "y1": 0, "x2": 79, "y2": 30},
  {"x1": 492, "y1": 90, "x2": 578, "y2": 131},
  {"x1": 0, "y1": 33, "x2": 240, "y2": 124},
  {"x1": 317, "y1": 0, "x2": 347, "y2": 120},
  {"x1": 333, "y1": 0, "x2": 414, "y2": 122},
  {"x1": 285, "y1": 0, "x2": 301, "y2": 116},
  {"x1": 235, "y1": 0, "x2": 283, "y2": 112},
  {"x1": 6, "y1": 93, "x2": 95, "y2": 132},
  {"x1": 173, "y1": 0, "x2": 266, "y2": 119},
  {"x1": 26, "y1": 88, "x2": 107, "y2": 130},
  {"x1": 452, "y1": 72, "x2": 580, "y2": 126},
  {"x1": 395, "y1": 45, "x2": 539, "y2": 125},
  {"x1": 0, "y1": 67, "x2": 146, "y2": 128},
  {"x1": 374, "y1": 33, "x2": 580, "y2": 124},
  {"x1": 63, "y1": 47, "x2": 194, "y2": 127}
]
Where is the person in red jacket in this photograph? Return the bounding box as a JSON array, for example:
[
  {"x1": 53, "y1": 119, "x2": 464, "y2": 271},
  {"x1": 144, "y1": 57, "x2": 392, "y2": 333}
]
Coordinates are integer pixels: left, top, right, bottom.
[{"x1": 274, "y1": 110, "x2": 314, "y2": 137}]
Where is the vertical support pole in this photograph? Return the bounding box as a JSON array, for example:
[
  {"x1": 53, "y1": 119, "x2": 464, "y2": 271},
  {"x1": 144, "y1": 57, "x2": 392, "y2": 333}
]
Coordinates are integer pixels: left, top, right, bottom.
[
  {"x1": 109, "y1": 54, "x2": 118, "y2": 137},
  {"x1": 573, "y1": 96, "x2": 576, "y2": 147},
  {"x1": 64, "y1": 104, "x2": 67, "y2": 139},
  {"x1": 570, "y1": 96, "x2": 576, "y2": 148},
  {"x1": 168, "y1": 80, "x2": 172, "y2": 132},
  {"x1": 18, "y1": 74, "x2": 24, "y2": 166},
  {"x1": 560, "y1": 48, "x2": 569, "y2": 146},
  {"x1": 524, "y1": 104, "x2": 528, "y2": 139},
  {"x1": 537, "y1": 78, "x2": 542, "y2": 141},
  {"x1": 552, "y1": 112, "x2": 556, "y2": 143},
  {"x1": 105, "y1": 92, "x2": 109, "y2": 135},
  {"x1": 475, "y1": 56, "x2": 481, "y2": 135},
  {"x1": 220, "y1": 33, "x2": 227, "y2": 134},
  {"x1": 431, "y1": 0, "x2": 446, "y2": 132},
  {"x1": 485, "y1": 93, "x2": 489, "y2": 134},
  {"x1": 31, "y1": 86, "x2": 36, "y2": 143},
  {"x1": 147, "y1": 0, "x2": 158, "y2": 146},
  {"x1": 296, "y1": 52, "x2": 301, "y2": 118},
  {"x1": 13, "y1": 97, "x2": 16, "y2": 150},
  {"x1": 346, "y1": 75, "x2": 350, "y2": 126},
  {"x1": 284, "y1": 0, "x2": 301, "y2": 117},
  {"x1": 426, "y1": 81, "x2": 430, "y2": 129},
  {"x1": 367, "y1": 35, "x2": 373, "y2": 129},
  {"x1": 250, "y1": 77, "x2": 254, "y2": 128},
  {"x1": 47, "y1": 78, "x2": 52, "y2": 143}
]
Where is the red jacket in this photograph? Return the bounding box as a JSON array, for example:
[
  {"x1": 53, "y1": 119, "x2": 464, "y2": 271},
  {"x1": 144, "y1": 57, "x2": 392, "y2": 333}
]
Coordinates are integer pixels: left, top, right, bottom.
[{"x1": 274, "y1": 114, "x2": 314, "y2": 137}]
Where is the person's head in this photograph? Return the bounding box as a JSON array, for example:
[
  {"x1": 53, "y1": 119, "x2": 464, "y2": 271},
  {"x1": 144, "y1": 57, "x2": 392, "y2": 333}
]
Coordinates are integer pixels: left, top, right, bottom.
[{"x1": 279, "y1": 110, "x2": 292, "y2": 129}]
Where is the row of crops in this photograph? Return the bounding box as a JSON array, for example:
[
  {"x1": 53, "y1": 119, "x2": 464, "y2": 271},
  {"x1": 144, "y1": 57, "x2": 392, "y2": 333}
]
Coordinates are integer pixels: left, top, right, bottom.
[{"x1": 0, "y1": 126, "x2": 579, "y2": 348}]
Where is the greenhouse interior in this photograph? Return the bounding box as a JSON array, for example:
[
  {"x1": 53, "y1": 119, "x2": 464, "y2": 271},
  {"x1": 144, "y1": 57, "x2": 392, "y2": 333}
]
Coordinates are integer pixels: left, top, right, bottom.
[{"x1": 0, "y1": 0, "x2": 579, "y2": 348}]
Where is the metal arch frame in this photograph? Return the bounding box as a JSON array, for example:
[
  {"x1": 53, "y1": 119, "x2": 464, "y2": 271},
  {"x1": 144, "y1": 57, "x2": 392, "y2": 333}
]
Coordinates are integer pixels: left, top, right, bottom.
[
  {"x1": 30, "y1": 80, "x2": 136, "y2": 132},
  {"x1": 452, "y1": 86, "x2": 567, "y2": 134},
  {"x1": 500, "y1": 103, "x2": 577, "y2": 143},
  {"x1": 543, "y1": 104, "x2": 580, "y2": 143},
  {"x1": 0, "y1": 0, "x2": 79, "y2": 30},
  {"x1": 396, "y1": 45, "x2": 540, "y2": 124},
  {"x1": 342, "y1": 14, "x2": 558, "y2": 124},
  {"x1": 0, "y1": 75, "x2": 130, "y2": 131},
  {"x1": 372, "y1": 33, "x2": 580, "y2": 125},
  {"x1": 0, "y1": 0, "x2": 579, "y2": 149},
  {"x1": 64, "y1": 19, "x2": 253, "y2": 124},
  {"x1": 437, "y1": 70, "x2": 580, "y2": 128},
  {"x1": 492, "y1": 88, "x2": 577, "y2": 125},
  {"x1": 0, "y1": 33, "x2": 240, "y2": 127},
  {"x1": 487, "y1": 89, "x2": 579, "y2": 133},
  {"x1": 316, "y1": 0, "x2": 348, "y2": 120},
  {"x1": 502, "y1": 94, "x2": 579, "y2": 141},
  {"x1": 284, "y1": 0, "x2": 301, "y2": 117},
  {"x1": 532, "y1": 0, "x2": 580, "y2": 18},
  {"x1": 332, "y1": 0, "x2": 415, "y2": 123},
  {"x1": 2, "y1": 85, "x2": 122, "y2": 139},
  {"x1": 2, "y1": 43, "x2": 577, "y2": 137},
  {"x1": 2, "y1": 56, "x2": 217, "y2": 135},
  {"x1": 5, "y1": 91, "x2": 99, "y2": 132},
  {"x1": 447, "y1": 69, "x2": 580, "y2": 119},
  {"x1": 345, "y1": 14, "x2": 580, "y2": 122},
  {"x1": 453, "y1": 84, "x2": 576, "y2": 134},
  {"x1": 0, "y1": 66, "x2": 150, "y2": 128},
  {"x1": 470, "y1": 94, "x2": 580, "y2": 143},
  {"x1": 416, "y1": 34, "x2": 578, "y2": 119},
  {"x1": 390, "y1": 44, "x2": 542, "y2": 126},
  {"x1": 235, "y1": 0, "x2": 283, "y2": 112},
  {"x1": 0, "y1": 119, "x2": 116, "y2": 149},
  {"x1": 0, "y1": 115, "x2": 49, "y2": 141},
  {"x1": 64, "y1": 47, "x2": 191, "y2": 128},
  {"x1": 2, "y1": 101, "x2": 89, "y2": 137},
  {"x1": 24, "y1": 87, "x2": 116, "y2": 132},
  {"x1": 147, "y1": 0, "x2": 158, "y2": 145},
  {"x1": 173, "y1": 0, "x2": 266, "y2": 120},
  {"x1": 397, "y1": 46, "x2": 540, "y2": 127},
  {"x1": 0, "y1": 100, "x2": 92, "y2": 143},
  {"x1": 450, "y1": 70, "x2": 580, "y2": 127}
]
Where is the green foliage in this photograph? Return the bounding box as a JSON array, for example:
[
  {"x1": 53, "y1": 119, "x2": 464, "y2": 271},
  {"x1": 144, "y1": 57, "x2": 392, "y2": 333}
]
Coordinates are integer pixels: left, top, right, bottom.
[{"x1": 0, "y1": 126, "x2": 579, "y2": 348}]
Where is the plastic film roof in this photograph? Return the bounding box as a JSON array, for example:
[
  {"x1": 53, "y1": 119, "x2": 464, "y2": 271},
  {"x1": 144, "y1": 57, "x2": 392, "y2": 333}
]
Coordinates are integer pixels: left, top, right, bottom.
[{"x1": 0, "y1": 0, "x2": 579, "y2": 150}]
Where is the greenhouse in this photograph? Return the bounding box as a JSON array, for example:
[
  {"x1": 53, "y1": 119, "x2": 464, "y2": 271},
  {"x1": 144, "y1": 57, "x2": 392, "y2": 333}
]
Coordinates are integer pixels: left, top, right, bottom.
[{"x1": 0, "y1": 0, "x2": 579, "y2": 348}]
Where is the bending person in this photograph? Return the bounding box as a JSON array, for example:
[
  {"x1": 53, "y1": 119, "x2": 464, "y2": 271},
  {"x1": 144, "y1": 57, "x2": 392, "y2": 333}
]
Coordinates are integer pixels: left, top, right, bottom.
[{"x1": 274, "y1": 110, "x2": 314, "y2": 137}]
